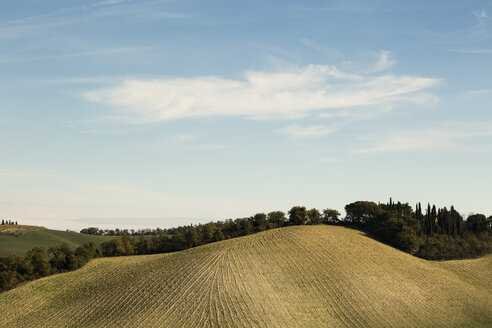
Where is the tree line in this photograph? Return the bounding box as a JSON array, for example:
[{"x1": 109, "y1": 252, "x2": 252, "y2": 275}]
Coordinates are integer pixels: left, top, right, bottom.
[
  {"x1": 84, "y1": 201, "x2": 490, "y2": 259},
  {"x1": 344, "y1": 199, "x2": 491, "y2": 259},
  {"x1": 0, "y1": 242, "x2": 99, "y2": 292},
  {"x1": 96, "y1": 208, "x2": 342, "y2": 257},
  {"x1": 1, "y1": 200, "x2": 490, "y2": 292},
  {"x1": 1, "y1": 219, "x2": 18, "y2": 225}
]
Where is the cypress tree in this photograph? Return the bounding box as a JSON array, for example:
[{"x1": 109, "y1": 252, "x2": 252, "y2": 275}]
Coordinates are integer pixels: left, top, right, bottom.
[{"x1": 426, "y1": 203, "x2": 432, "y2": 236}]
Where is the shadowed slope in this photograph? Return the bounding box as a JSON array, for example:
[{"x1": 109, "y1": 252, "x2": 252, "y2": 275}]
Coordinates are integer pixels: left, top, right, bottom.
[{"x1": 0, "y1": 226, "x2": 490, "y2": 327}]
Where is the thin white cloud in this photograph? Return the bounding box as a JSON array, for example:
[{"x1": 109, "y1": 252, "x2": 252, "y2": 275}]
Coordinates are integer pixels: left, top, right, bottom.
[
  {"x1": 461, "y1": 89, "x2": 492, "y2": 98},
  {"x1": 438, "y1": 10, "x2": 491, "y2": 53},
  {"x1": 0, "y1": 47, "x2": 148, "y2": 64},
  {"x1": 470, "y1": 10, "x2": 489, "y2": 36},
  {"x1": 277, "y1": 125, "x2": 337, "y2": 138},
  {"x1": 85, "y1": 64, "x2": 439, "y2": 122},
  {"x1": 0, "y1": 0, "x2": 187, "y2": 39},
  {"x1": 368, "y1": 51, "x2": 396, "y2": 73},
  {"x1": 300, "y1": 38, "x2": 343, "y2": 60},
  {"x1": 356, "y1": 123, "x2": 492, "y2": 154}
]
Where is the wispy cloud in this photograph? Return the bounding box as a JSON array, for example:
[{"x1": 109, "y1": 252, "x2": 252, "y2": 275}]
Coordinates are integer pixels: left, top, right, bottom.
[
  {"x1": 356, "y1": 122, "x2": 492, "y2": 154},
  {"x1": 0, "y1": 0, "x2": 188, "y2": 39},
  {"x1": 438, "y1": 10, "x2": 491, "y2": 54},
  {"x1": 300, "y1": 38, "x2": 343, "y2": 60},
  {"x1": 277, "y1": 125, "x2": 337, "y2": 138},
  {"x1": 85, "y1": 63, "x2": 439, "y2": 122},
  {"x1": 461, "y1": 89, "x2": 492, "y2": 98},
  {"x1": 367, "y1": 51, "x2": 396, "y2": 73},
  {"x1": 0, "y1": 47, "x2": 147, "y2": 63},
  {"x1": 470, "y1": 10, "x2": 489, "y2": 36}
]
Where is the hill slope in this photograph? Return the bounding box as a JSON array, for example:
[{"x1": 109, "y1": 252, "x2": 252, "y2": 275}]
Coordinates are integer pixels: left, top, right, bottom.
[
  {"x1": 0, "y1": 225, "x2": 490, "y2": 327},
  {"x1": 0, "y1": 226, "x2": 112, "y2": 256}
]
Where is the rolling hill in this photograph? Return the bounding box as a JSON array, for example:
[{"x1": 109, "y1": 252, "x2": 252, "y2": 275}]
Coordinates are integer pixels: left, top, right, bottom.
[
  {"x1": 0, "y1": 225, "x2": 112, "y2": 256},
  {"x1": 0, "y1": 225, "x2": 490, "y2": 327}
]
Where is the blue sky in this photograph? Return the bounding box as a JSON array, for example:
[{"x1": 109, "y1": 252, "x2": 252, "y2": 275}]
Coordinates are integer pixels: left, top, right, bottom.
[{"x1": 0, "y1": 0, "x2": 491, "y2": 230}]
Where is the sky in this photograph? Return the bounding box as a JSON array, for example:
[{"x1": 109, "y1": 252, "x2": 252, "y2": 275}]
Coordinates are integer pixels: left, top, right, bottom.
[{"x1": 0, "y1": 0, "x2": 491, "y2": 230}]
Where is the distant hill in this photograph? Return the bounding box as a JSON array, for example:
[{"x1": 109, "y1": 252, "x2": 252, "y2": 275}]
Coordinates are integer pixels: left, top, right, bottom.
[
  {"x1": 0, "y1": 225, "x2": 490, "y2": 327},
  {"x1": 0, "y1": 226, "x2": 113, "y2": 256},
  {"x1": 0, "y1": 224, "x2": 45, "y2": 235}
]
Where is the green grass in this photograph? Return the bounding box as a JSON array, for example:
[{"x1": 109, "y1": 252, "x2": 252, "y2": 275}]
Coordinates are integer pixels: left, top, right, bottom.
[
  {"x1": 0, "y1": 227, "x2": 113, "y2": 256},
  {"x1": 0, "y1": 225, "x2": 490, "y2": 327}
]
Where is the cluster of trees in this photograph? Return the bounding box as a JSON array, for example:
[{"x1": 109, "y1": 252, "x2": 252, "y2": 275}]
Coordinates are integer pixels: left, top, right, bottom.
[
  {"x1": 344, "y1": 199, "x2": 491, "y2": 259},
  {"x1": 98, "y1": 207, "x2": 341, "y2": 256},
  {"x1": 0, "y1": 242, "x2": 99, "y2": 292},
  {"x1": 1, "y1": 219, "x2": 18, "y2": 225}
]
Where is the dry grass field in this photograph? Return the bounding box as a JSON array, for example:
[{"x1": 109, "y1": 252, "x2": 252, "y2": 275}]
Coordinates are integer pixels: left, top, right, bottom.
[{"x1": 0, "y1": 225, "x2": 490, "y2": 328}]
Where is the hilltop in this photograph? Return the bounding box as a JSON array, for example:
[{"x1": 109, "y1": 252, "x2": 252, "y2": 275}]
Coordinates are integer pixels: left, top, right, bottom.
[
  {"x1": 0, "y1": 224, "x2": 44, "y2": 235},
  {"x1": 0, "y1": 225, "x2": 490, "y2": 327},
  {"x1": 0, "y1": 226, "x2": 113, "y2": 257}
]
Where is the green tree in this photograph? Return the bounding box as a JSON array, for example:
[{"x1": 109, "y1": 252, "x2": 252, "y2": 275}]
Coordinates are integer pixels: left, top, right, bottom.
[
  {"x1": 80, "y1": 227, "x2": 100, "y2": 235},
  {"x1": 344, "y1": 201, "x2": 381, "y2": 224},
  {"x1": 252, "y1": 213, "x2": 268, "y2": 232},
  {"x1": 212, "y1": 228, "x2": 225, "y2": 241},
  {"x1": 306, "y1": 208, "x2": 322, "y2": 225},
  {"x1": 322, "y1": 209, "x2": 341, "y2": 224},
  {"x1": 395, "y1": 225, "x2": 419, "y2": 253},
  {"x1": 26, "y1": 247, "x2": 50, "y2": 277},
  {"x1": 466, "y1": 214, "x2": 488, "y2": 233},
  {"x1": 74, "y1": 242, "x2": 98, "y2": 265},
  {"x1": 288, "y1": 206, "x2": 307, "y2": 225},
  {"x1": 183, "y1": 228, "x2": 200, "y2": 248},
  {"x1": 49, "y1": 243, "x2": 77, "y2": 272},
  {"x1": 267, "y1": 211, "x2": 286, "y2": 228},
  {"x1": 136, "y1": 236, "x2": 155, "y2": 254},
  {"x1": 101, "y1": 239, "x2": 126, "y2": 256},
  {"x1": 237, "y1": 218, "x2": 254, "y2": 236},
  {"x1": 122, "y1": 235, "x2": 136, "y2": 255}
]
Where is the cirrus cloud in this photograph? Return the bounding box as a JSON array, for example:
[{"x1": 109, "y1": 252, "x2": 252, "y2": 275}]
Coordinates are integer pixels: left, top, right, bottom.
[
  {"x1": 84, "y1": 64, "x2": 439, "y2": 123},
  {"x1": 356, "y1": 122, "x2": 492, "y2": 154}
]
